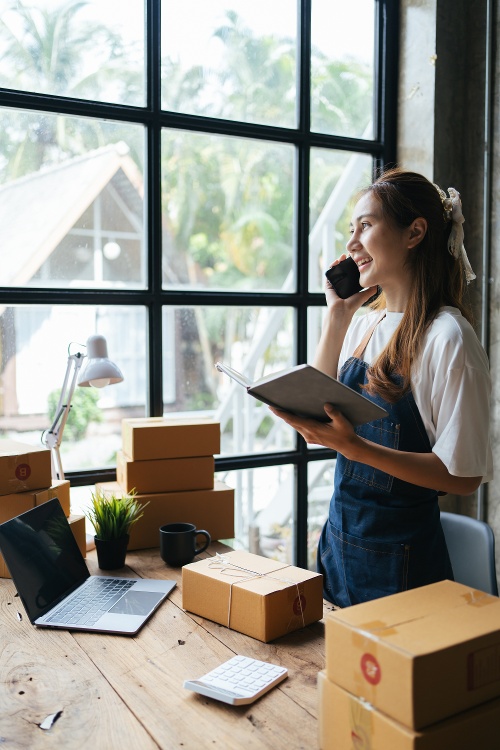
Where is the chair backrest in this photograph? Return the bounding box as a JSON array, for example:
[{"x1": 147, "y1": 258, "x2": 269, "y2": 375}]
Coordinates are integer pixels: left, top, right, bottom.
[{"x1": 440, "y1": 511, "x2": 499, "y2": 596}]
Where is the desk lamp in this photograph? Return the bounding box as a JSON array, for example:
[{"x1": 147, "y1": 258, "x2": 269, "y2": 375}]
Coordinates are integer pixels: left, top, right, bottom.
[{"x1": 42, "y1": 335, "x2": 124, "y2": 481}]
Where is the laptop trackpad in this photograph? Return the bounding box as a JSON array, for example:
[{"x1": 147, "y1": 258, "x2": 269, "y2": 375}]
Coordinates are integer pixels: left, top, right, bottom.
[{"x1": 109, "y1": 590, "x2": 164, "y2": 616}]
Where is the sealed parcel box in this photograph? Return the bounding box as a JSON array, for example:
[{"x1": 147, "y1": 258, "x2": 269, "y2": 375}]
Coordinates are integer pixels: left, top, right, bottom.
[
  {"x1": 68, "y1": 514, "x2": 86, "y2": 560},
  {"x1": 0, "y1": 480, "x2": 70, "y2": 518},
  {"x1": 325, "y1": 580, "x2": 500, "y2": 729},
  {"x1": 32, "y1": 480, "x2": 71, "y2": 516},
  {"x1": 0, "y1": 481, "x2": 72, "y2": 577},
  {"x1": 116, "y1": 450, "x2": 214, "y2": 494},
  {"x1": 96, "y1": 480, "x2": 234, "y2": 549},
  {"x1": 182, "y1": 549, "x2": 323, "y2": 642},
  {"x1": 0, "y1": 493, "x2": 33, "y2": 525},
  {"x1": 122, "y1": 417, "x2": 220, "y2": 461},
  {"x1": 8, "y1": 480, "x2": 71, "y2": 516},
  {"x1": 0, "y1": 440, "x2": 51, "y2": 495},
  {"x1": 318, "y1": 671, "x2": 500, "y2": 750}
]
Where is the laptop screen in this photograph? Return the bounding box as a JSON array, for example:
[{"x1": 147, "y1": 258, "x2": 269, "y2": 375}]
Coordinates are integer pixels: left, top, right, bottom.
[{"x1": 0, "y1": 498, "x2": 90, "y2": 622}]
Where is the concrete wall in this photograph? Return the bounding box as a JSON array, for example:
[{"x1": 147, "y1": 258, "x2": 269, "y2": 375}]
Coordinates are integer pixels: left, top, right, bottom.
[
  {"x1": 398, "y1": 2, "x2": 499, "y2": 568},
  {"x1": 488, "y1": 1, "x2": 500, "y2": 566}
]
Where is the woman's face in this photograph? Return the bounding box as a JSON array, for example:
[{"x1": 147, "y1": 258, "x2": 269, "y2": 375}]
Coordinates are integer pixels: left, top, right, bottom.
[{"x1": 346, "y1": 191, "x2": 413, "y2": 299}]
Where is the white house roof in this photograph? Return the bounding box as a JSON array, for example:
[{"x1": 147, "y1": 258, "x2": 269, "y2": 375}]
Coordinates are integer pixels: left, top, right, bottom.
[{"x1": 0, "y1": 143, "x2": 143, "y2": 286}]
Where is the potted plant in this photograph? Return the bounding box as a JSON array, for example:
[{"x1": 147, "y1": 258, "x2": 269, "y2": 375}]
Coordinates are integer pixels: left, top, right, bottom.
[{"x1": 85, "y1": 488, "x2": 148, "y2": 570}]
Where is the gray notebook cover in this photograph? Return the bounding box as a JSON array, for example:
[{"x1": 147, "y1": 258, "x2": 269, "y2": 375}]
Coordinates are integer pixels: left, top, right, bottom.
[{"x1": 216, "y1": 363, "x2": 388, "y2": 426}]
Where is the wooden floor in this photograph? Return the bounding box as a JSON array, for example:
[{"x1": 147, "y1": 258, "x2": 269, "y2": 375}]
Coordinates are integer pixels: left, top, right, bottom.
[{"x1": 0, "y1": 543, "x2": 332, "y2": 749}]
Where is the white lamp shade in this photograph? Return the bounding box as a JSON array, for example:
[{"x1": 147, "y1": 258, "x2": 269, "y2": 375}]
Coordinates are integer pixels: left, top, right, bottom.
[{"x1": 77, "y1": 335, "x2": 124, "y2": 388}]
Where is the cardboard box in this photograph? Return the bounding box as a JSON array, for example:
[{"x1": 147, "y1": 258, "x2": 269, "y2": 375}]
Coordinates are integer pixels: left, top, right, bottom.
[
  {"x1": 318, "y1": 671, "x2": 500, "y2": 750},
  {"x1": 0, "y1": 481, "x2": 71, "y2": 577},
  {"x1": 0, "y1": 480, "x2": 70, "y2": 521},
  {"x1": 182, "y1": 549, "x2": 324, "y2": 642},
  {"x1": 95, "y1": 480, "x2": 235, "y2": 549},
  {"x1": 0, "y1": 512, "x2": 86, "y2": 578},
  {"x1": 0, "y1": 479, "x2": 70, "y2": 523},
  {"x1": 121, "y1": 417, "x2": 220, "y2": 460},
  {"x1": 0, "y1": 493, "x2": 34, "y2": 576},
  {"x1": 325, "y1": 580, "x2": 500, "y2": 729},
  {"x1": 33, "y1": 480, "x2": 71, "y2": 516},
  {"x1": 0, "y1": 440, "x2": 51, "y2": 496},
  {"x1": 0, "y1": 493, "x2": 34, "y2": 525},
  {"x1": 116, "y1": 450, "x2": 214, "y2": 494},
  {"x1": 68, "y1": 514, "x2": 86, "y2": 560}
]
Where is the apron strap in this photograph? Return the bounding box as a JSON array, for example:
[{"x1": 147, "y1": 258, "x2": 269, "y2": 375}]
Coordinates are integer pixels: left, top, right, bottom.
[{"x1": 351, "y1": 311, "x2": 386, "y2": 360}]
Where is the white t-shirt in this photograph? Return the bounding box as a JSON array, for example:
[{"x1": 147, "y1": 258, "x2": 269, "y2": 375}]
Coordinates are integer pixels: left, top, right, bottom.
[{"x1": 338, "y1": 306, "x2": 493, "y2": 482}]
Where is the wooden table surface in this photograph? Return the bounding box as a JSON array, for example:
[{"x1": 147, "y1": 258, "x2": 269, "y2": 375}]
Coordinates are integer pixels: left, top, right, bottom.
[{"x1": 0, "y1": 543, "x2": 333, "y2": 749}]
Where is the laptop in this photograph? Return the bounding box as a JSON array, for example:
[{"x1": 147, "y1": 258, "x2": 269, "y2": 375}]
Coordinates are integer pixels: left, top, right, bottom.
[{"x1": 0, "y1": 498, "x2": 176, "y2": 635}]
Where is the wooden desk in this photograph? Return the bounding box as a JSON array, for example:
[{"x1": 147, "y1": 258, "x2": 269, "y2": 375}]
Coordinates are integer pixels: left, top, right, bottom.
[{"x1": 0, "y1": 543, "x2": 331, "y2": 749}]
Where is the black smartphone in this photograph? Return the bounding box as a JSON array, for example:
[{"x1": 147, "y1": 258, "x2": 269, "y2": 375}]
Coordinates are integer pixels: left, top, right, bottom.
[
  {"x1": 325, "y1": 256, "x2": 362, "y2": 299},
  {"x1": 325, "y1": 257, "x2": 381, "y2": 305}
]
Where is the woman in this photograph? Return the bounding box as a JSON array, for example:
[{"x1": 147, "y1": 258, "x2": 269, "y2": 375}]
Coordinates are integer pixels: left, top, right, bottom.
[{"x1": 270, "y1": 168, "x2": 493, "y2": 607}]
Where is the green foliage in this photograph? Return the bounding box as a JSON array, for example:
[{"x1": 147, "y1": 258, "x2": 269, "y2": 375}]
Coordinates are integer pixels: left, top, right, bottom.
[
  {"x1": 256, "y1": 413, "x2": 274, "y2": 439},
  {"x1": 185, "y1": 391, "x2": 216, "y2": 411},
  {"x1": 47, "y1": 386, "x2": 102, "y2": 442},
  {"x1": 85, "y1": 488, "x2": 148, "y2": 541},
  {"x1": 311, "y1": 56, "x2": 372, "y2": 137},
  {"x1": 0, "y1": 0, "x2": 144, "y2": 180}
]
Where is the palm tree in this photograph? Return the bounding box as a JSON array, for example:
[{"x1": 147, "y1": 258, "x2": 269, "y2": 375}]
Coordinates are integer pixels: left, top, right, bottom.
[
  {"x1": 0, "y1": 0, "x2": 133, "y2": 97},
  {"x1": 0, "y1": 0, "x2": 142, "y2": 179}
]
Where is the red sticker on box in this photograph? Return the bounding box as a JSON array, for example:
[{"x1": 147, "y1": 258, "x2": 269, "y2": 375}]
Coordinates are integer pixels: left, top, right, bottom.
[
  {"x1": 15, "y1": 463, "x2": 31, "y2": 481},
  {"x1": 293, "y1": 594, "x2": 306, "y2": 615},
  {"x1": 360, "y1": 653, "x2": 381, "y2": 685},
  {"x1": 351, "y1": 727, "x2": 369, "y2": 749}
]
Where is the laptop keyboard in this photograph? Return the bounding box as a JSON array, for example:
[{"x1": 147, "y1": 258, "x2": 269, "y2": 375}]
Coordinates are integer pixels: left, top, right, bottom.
[{"x1": 46, "y1": 578, "x2": 135, "y2": 626}]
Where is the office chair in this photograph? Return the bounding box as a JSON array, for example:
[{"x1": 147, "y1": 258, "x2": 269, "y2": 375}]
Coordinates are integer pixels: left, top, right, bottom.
[{"x1": 440, "y1": 511, "x2": 499, "y2": 596}]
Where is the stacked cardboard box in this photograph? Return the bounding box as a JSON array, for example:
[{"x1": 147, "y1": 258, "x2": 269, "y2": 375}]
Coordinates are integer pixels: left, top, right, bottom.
[
  {"x1": 96, "y1": 417, "x2": 234, "y2": 550},
  {"x1": 0, "y1": 439, "x2": 86, "y2": 577},
  {"x1": 319, "y1": 580, "x2": 500, "y2": 749}
]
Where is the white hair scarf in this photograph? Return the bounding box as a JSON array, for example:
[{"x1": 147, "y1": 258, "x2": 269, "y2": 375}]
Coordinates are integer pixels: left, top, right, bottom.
[{"x1": 434, "y1": 185, "x2": 476, "y2": 283}]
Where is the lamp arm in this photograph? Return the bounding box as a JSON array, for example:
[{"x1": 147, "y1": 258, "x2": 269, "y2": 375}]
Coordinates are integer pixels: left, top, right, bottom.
[{"x1": 42, "y1": 352, "x2": 85, "y2": 479}]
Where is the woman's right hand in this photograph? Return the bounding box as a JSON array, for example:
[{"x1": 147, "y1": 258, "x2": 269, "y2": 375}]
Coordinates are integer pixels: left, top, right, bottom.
[
  {"x1": 314, "y1": 254, "x2": 378, "y2": 378},
  {"x1": 325, "y1": 253, "x2": 377, "y2": 316}
]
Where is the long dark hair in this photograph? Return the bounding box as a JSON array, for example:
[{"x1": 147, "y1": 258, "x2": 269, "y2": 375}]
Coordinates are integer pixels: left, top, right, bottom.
[{"x1": 362, "y1": 168, "x2": 473, "y2": 402}]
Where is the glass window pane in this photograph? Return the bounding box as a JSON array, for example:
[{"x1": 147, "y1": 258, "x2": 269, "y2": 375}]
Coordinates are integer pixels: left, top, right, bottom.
[
  {"x1": 216, "y1": 465, "x2": 295, "y2": 563},
  {"x1": 0, "y1": 0, "x2": 145, "y2": 106},
  {"x1": 161, "y1": 1, "x2": 297, "y2": 127},
  {"x1": 307, "y1": 459, "x2": 335, "y2": 570},
  {"x1": 162, "y1": 130, "x2": 295, "y2": 292},
  {"x1": 309, "y1": 149, "x2": 373, "y2": 293},
  {"x1": 0, "y1": 109, "x2": 146, "y2": 289},
  {"x1": 307, "y1": 305, "x2": 327, "y2": 365},
  {"x1": 311, "y1": 0, "x2": 375, "y2": 137},
  {"x1": 0, "y1": 305, "x2": 147, "y2": 474},
  {"x1": 162, "y1": 306, "x2": 296, "y2": 454}
]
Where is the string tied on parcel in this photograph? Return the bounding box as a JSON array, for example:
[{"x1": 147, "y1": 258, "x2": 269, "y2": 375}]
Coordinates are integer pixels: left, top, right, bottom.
[{"x1": 208, "y1": 552, "x2": 306, "y2": 631}]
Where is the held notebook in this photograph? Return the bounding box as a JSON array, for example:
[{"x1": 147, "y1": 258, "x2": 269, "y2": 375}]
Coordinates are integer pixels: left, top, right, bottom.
[
  {"x1": 215, "y1": 362, "x2": 388, "y2": 426},
  {"x1": 0, "y1": 498, "x2": 176, "y2": 635}
]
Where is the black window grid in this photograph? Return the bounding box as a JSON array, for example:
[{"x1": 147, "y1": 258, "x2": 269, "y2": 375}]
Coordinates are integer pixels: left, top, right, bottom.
[{"x1": 0, "y1": 0, "x2": 398, "y2": 567}]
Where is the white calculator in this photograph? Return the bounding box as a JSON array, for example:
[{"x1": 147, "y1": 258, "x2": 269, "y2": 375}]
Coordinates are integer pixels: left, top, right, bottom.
[{"x1": 183, "y1": 655, "x2": 288, "y2": 706}]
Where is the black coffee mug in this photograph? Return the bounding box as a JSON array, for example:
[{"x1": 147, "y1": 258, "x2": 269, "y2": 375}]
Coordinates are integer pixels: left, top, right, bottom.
[{"x1": 159, "y1": 522, "x2": 211, "y2": 567}]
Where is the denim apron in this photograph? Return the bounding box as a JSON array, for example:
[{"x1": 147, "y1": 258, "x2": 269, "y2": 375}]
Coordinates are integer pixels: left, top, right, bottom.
[{"x1": 317, "y1": 314, "x2": 453, "y2": 607}]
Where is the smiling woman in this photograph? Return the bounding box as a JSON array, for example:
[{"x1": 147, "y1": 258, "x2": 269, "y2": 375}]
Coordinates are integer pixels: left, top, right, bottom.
[{"x1": 271, "y1": 168, "x2": 493, "y2": 606}]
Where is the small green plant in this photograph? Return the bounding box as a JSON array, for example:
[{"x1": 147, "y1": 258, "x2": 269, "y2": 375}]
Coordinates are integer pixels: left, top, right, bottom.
[{"x1": 85, "y1": 488, "x2": 148, "y2": 541}]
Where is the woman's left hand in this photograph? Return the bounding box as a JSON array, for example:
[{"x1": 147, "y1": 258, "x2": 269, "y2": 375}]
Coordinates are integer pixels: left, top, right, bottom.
[{"x1": 269, "y1": 403, "x2": 358, "y2": 456}]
